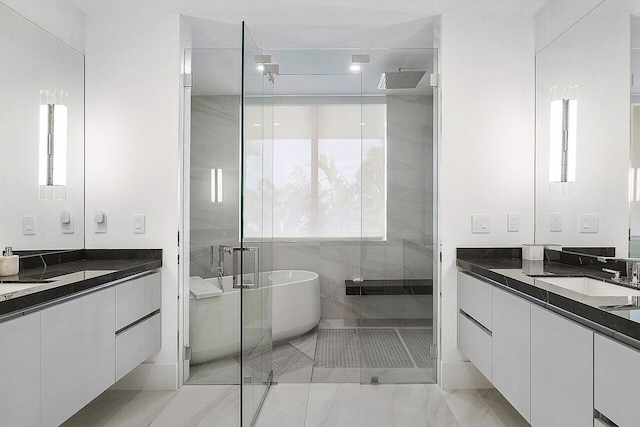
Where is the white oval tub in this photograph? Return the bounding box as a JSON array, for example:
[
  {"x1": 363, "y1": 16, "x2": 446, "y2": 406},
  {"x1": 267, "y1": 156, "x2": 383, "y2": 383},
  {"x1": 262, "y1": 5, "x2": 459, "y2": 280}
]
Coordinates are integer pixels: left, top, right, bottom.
[{"x1": 189, "y1": 270, "x2": 320, "y2": 365}]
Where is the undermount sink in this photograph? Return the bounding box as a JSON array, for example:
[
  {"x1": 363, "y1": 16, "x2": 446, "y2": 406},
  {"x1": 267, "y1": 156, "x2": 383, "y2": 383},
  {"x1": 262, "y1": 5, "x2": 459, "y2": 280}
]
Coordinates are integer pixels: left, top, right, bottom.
[{"x1": 540, "y1": 277, "x2": 640, "y2": 297}]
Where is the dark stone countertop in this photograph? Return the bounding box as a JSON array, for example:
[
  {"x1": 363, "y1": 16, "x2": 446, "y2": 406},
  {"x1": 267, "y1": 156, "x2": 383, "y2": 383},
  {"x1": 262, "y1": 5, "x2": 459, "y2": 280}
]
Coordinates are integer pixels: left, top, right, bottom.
[
  {"x1": 457, "y1": 248, "x2": 640, "y2": 345},
  {"x1": 0, "y1": 249, "x2": 162, "y2": 319}
]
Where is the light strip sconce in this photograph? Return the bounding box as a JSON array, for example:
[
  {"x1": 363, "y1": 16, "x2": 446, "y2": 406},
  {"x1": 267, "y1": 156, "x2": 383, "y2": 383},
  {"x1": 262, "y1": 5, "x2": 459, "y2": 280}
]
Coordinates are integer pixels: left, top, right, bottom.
[
  {"x1": 549, "y1": 85, "x2": 577, "y2": 185},
  {"x1": 211, "y1": 168, "x2": 223, "y2": 203},
  {"x1": 39, "y1": 90, "x2": 68, "y2": 200}
]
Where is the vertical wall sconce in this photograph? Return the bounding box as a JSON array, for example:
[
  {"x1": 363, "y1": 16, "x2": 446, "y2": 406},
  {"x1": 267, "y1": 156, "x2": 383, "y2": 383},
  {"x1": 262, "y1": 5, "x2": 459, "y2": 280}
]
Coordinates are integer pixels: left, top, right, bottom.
[
  {"x1": 549, "y1": 85, "x2": 577, "y2": 196},
  {"x1": 39, "y1": 90, "x2": 68, "y2": 200},
  {"x1": 211, "y1": 168, "x2": 223, "y2": 203}
]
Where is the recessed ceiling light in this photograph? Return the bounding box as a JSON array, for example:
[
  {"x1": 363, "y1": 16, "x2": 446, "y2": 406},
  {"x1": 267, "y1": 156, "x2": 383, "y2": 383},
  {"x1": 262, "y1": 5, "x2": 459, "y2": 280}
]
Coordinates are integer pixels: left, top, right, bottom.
[
  {"x1": 253, "y1": 123, "x2": 260, "y2": 127},
  {"x1": 274, "y1": 123, "x2": 280, "y2": 126},
  {"x1": 257, "y1": 65, "x2": 264, "y2": 71},
  {"x1": 350, "y1": 64, "x2": 361, "y2": 72}
]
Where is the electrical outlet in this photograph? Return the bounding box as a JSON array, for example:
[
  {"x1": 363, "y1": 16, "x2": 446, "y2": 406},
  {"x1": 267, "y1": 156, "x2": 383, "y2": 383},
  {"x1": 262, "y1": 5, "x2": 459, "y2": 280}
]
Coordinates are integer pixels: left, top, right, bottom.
[
  {"x1": 94, "y1": 210, "x2": 107, "y2": 233},
  {"x1": 507, "y1": 213, "x2": 520, "y2": 232},
  {"x1": 61, "y1": 215, "x2": 74, "y2": 234},
  {"x1": 550, "y1": 213, "x2": 563, "y2": 232}
]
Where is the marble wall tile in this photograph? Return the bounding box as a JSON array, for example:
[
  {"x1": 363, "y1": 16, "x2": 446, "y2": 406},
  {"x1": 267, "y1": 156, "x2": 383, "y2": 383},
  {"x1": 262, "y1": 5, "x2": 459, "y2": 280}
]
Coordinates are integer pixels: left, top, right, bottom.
[
  {"x1": 352, "y1": 296, "x2": 433, "y2": 320},
  {"x1": 273, "y1": 242, "x2": 321, "y2": 272},
  {"x1": 190, "y1": 96, "x2": 241, "y2": 280}
]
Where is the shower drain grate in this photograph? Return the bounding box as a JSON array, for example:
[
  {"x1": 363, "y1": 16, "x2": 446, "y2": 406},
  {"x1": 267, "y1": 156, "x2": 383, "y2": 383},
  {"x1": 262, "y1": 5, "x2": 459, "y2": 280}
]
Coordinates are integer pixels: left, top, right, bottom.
[
  {"x1": 359, "y1": 329, "x2": 414, "y2": 369},
  {"x1": 398, "y1": 329, "x2": 433, "y2": 368},
  {"x1": 240, "y1": 343, "x2": 314, "y2": 377},
  {"x1": 314, "y1": 329, "x2": 361, "y2": 368}
]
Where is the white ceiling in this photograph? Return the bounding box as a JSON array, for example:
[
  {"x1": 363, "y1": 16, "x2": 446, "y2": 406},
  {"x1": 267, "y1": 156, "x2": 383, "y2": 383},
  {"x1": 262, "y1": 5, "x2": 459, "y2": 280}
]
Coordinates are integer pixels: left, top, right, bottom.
[
  {"x1": 68, "y1": 0, "x2": 549, "y2": 48},
  {"x1": 68, "y1": 0, "x2": 549, "y2": 16}
]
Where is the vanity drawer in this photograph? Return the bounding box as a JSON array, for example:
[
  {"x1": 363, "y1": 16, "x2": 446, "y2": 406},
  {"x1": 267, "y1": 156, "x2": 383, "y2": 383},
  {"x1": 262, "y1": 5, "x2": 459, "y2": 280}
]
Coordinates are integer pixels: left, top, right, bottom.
[
  {"x1": 116, "y1": 313, "x2": 161, "y2": 381},
  {"x1": 458, "y1": 312, "x2": 492, "y2": 381},
  {"x1": 458, "y1": 271, "x2": 493, "y2": 330},
  {"x1": 116, "y1": 272, "x2": 161, "y2": 330},
  {"x1": 594, "y1": 334, "x2": 640, "y2": 427}
]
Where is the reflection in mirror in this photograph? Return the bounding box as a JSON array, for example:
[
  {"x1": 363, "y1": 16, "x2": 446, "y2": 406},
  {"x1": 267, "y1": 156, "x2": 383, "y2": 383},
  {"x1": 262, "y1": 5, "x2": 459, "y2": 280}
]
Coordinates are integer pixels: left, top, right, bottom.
[
  {"x1": 632, "y1": 14, "x2": 640, "y2": 257},
  {"x1": 0, "y1": 4, "x2": 84, "y2": 250},
  {"x1": 535, "y1": 1, "x2": 629, "y2": 257}
]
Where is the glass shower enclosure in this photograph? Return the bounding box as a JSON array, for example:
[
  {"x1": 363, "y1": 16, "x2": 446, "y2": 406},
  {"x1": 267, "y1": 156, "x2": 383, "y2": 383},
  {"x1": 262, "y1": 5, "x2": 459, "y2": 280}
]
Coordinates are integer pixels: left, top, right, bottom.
[
  {"x1": 182, "y1": 23, "x2": 278, "y2": 426},
  {"x1": 182, "y1": 25, "x2": 438, "y2": 424}
]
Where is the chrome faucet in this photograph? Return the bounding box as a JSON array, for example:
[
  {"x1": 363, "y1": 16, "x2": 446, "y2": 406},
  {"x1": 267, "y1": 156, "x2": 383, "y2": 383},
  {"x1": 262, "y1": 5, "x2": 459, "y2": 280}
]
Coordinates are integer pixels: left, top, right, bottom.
[
  {"x1": 602, "y1": 268, "x2": 621, "y2": 282},
  {"x1": 598, "y1": 257, "x2": 640, "y2": 287},
  {"x1": 629, "y1": 261, "x2": 640, "y2": 285},
  {"x1": 214, "y1": 245, "x2": 234, "y2": 277}
]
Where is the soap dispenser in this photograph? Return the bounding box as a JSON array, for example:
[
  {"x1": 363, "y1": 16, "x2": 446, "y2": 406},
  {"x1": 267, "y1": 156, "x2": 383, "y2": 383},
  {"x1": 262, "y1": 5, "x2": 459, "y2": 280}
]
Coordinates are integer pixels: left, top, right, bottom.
[{"x1": 0, "y1": 247, "x2": 19, "y2": 277}]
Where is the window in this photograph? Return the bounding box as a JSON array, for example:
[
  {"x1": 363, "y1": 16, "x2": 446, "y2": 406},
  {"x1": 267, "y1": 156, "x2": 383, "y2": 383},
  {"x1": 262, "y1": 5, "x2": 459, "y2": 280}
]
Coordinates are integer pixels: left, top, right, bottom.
[{"x1": 245, "y1": 100, "x2": 387, "y2": 240}]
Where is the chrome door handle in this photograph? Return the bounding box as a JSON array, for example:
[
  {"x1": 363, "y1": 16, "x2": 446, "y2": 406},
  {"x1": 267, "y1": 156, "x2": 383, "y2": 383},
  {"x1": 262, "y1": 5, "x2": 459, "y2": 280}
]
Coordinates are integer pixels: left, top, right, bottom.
[{"x1": 232, "y1": 247, "x2": 259, "y2": 289}]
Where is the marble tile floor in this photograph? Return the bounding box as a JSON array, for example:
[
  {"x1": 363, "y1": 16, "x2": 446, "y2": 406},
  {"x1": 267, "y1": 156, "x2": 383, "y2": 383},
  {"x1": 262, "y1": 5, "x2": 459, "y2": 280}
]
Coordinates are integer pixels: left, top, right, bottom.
[
  {"x1": 187, "y1": 322, "x2": 435, "y2": 387},
  {"x1": 64, "y1": 383, "x2": 528, "y2": 427}
]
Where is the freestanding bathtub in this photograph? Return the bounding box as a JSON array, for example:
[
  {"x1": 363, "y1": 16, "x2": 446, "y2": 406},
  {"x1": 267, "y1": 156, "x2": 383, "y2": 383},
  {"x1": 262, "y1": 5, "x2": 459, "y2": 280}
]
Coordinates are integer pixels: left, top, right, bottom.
[{"x1": 189, "y1": 270, "x2": 320, "y2": 365}]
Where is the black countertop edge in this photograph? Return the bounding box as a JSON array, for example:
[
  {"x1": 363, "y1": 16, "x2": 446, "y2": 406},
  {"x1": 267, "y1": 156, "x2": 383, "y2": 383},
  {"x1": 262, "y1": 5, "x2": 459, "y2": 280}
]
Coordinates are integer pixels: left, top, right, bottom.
[
  {"x1": 457, "y1": 247, "x2": 522, "y2": 260},
  {"x1": 456, "y1": 258, "x2": 640, "y2": 344},
  {"x1": 0, "y1": 249, "x2": 163, "y2": 319},
  {"x1": 14, "y1": 249, "x2": 163, "y2": 271}
]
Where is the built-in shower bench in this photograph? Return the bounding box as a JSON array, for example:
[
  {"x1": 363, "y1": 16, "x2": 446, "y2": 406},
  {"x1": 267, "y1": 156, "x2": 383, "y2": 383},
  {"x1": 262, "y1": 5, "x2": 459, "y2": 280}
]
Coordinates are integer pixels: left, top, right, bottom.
[{"x1": 344, "y1": 278, "x2": 433, "y2": 295}]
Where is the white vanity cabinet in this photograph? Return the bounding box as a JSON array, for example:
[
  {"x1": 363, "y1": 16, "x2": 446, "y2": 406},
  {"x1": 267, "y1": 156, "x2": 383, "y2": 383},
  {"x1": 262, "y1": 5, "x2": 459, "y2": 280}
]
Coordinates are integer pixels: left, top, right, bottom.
[
  {"x1": 0, "y1": 312, "x2": 41, "y2": 427},
  {"x1": 594, "y1": 334, "x2": 640, "y2": 427},
  {"x1": 457, "y1": 271, "x2": 493, "y2": 380},
  {"x1": 530, "y1": 304, "x2": 593, "y2": 427},
  {"x1": 491, "y1": 286, "x2": 531, "y2": 423},
  {"x1": 40, "y1": 287, "x2": 116, "y2": 427},
  {"x1": 0, "y1": 270, "x2": 161, "y2": 427}
]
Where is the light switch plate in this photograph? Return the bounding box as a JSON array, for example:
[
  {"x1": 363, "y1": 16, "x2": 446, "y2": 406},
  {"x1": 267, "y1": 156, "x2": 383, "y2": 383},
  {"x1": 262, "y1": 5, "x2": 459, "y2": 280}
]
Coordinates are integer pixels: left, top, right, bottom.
[
  {"x1": 133, "y1": 215, "x2": 145, "y2": 234},
  {"x1": 550, "y1": 213, "x2": 563, "y2": 232},
  {"x1": 472, "y1": 214, "x2": 490, "y2": 234},
  {"x1": 23, "y1": 216, "x2": 36, "y2": 235},
  {"x1": 579, "y1": 214, "x2": 599, "y2": 233},
  {"x1": 507, "y1": 213, "x2": 520, "y2": 232},
  {"x1": 61, "y1": 215, "x2": 74, "y2": 234}
]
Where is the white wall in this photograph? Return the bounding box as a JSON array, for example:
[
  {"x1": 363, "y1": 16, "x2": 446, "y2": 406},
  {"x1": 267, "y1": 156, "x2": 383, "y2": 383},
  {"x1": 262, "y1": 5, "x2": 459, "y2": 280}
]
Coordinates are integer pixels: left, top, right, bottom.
[
  {"x1": 85, "y1": 13, "x2": 182, "y2": 390},
  {"x1": 0, "y1": 0, "x2": 86, "y2": 53},
  {"x1": 534, "y1": 0, "x2": 604, "y2": 54},
  {"x1": 439, "y1": 12, "x2": 535, "y2": 389}
]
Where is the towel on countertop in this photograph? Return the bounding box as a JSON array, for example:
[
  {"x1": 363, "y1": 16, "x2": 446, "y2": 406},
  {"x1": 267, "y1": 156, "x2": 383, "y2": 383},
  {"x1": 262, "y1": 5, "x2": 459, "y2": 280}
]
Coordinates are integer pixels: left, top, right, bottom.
[{"x1": 189, "y1": 276, "x2": 223, "y2": 299}]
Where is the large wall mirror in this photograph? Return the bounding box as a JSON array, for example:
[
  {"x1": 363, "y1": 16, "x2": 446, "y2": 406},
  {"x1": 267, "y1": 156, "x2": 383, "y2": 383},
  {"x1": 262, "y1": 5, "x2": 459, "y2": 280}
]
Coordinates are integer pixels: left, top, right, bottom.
[
  {"x1": 0, "y1": 3, "x2": 84, "y2": 250},
  {"x1": 535, "y1": 1, "x2": 633, "y2": 257}
]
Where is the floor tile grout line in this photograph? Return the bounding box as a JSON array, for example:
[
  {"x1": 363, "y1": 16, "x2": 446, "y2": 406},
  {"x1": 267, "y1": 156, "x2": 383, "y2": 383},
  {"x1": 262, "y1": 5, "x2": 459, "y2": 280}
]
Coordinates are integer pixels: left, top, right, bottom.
[{"x1": 395, "y1": 328, "x2": 419, "y2": 369}]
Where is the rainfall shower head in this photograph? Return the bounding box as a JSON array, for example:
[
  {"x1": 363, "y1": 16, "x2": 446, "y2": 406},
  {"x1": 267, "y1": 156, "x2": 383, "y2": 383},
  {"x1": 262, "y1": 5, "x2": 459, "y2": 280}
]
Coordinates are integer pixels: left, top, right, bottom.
[{"x1": 378, "y1": 69, "x2": 426, "y2": 89}]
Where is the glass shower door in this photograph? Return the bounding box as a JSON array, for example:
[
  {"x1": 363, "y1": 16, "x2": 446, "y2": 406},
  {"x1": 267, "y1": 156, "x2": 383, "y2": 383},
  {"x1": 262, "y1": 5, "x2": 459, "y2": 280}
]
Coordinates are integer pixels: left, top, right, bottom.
[
  {"x1": 241, "y1": 22, "x2": 274, "y2": 426},
  {"x1": 358, "y1": 47, "x2": 438, "y2": 385}
]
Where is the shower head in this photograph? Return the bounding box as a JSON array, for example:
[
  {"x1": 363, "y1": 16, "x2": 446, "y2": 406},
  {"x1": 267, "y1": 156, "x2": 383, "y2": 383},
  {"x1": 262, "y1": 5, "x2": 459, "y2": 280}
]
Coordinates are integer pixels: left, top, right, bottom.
[{"x1": 378, "y1": 69, "x2": 426, "y2": 89}]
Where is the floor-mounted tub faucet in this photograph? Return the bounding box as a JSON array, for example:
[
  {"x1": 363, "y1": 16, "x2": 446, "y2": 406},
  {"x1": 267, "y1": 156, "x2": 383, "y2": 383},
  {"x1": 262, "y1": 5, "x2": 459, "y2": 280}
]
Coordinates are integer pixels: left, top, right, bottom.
[{"x1": 214, "y1": 245, "x2": 234, "y2": 277}]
